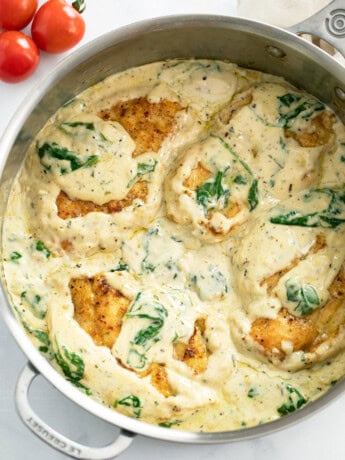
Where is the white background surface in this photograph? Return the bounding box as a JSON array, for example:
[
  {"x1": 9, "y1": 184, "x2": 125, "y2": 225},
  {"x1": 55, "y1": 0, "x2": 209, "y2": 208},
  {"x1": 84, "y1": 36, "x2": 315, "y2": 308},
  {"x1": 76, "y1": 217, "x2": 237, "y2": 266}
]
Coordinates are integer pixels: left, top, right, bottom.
[{"x1": 1, "y1": 1, "x2": 345, "y2": 459}]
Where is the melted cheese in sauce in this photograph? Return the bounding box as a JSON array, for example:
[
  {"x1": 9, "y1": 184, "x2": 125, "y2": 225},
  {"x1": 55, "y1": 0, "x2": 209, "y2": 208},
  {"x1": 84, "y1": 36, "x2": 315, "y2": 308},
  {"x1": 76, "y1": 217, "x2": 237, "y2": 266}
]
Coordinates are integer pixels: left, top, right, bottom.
[{"x1": 3, "y1": 59, "x2": 345, "y2": 431}]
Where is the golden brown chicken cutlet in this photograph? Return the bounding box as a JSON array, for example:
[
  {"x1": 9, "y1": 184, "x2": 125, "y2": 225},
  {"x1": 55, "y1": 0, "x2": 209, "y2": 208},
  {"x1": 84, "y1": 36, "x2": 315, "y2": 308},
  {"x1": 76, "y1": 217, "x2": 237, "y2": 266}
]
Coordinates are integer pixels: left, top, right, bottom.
[
  {"x1": 250, "y1": 266, "x2": 345, "y2": 359},
  {"x1": 140, "y1": 363, "x2": 175, "y2": 398},
  {"x1": 183, "y1": 163, "x2": 211, "y2": 190},
  {"x1": 99, "y1": 97, "x2": 182, "y2": 157},
  {"x1": 174, "y1": 318, "x2": 208, "y2": 374},
  {"x1": 261, "y1": 234, "x2": 326, "y2": 296},
  {"x1": 56, "y1": 180, "x2": 148, "y2": 219},
  {"x1": 218, "y1": 90, "x2": 253, "y2": 125},
  {"x1": 71, "y1": 274, "x2": 175, "y2": 397},
  {"x1": 285, "y1": 111, "x2": 335, "y2": 148},
  {"x1": 70, "y1": 274, "x2": 130, "y2": 348}
]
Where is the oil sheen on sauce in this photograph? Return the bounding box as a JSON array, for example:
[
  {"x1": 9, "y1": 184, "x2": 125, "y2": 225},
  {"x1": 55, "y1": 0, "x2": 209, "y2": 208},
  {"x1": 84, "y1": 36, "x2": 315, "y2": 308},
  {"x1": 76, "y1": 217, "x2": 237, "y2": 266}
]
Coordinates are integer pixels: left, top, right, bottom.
[{"x1": 3, "y1": 59, "x2": 345, "y2": 432}]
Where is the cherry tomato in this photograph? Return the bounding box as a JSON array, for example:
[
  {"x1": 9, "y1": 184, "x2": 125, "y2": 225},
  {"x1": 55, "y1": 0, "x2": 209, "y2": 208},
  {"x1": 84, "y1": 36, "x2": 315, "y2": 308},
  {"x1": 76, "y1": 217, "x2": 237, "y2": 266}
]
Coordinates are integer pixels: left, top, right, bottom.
[
  {"x1": 0, "y1": 31, "x2": 39, "y2": 83},
  {"x1": 31, "y1": 0, "x2": 85, "y2": 54},
  {"x1": 0, "y1": 0, "x2": 38, "y2": 30}
]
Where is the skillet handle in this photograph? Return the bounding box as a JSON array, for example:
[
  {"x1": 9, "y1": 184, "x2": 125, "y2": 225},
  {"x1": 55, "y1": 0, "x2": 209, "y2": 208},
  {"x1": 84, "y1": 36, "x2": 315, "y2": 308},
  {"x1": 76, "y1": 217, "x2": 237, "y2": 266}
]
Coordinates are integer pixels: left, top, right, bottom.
[
  {"x1": 288, "y1": 0, "x2": 345, "y2": 58},
  {"x1": 15, "y1": 362, "x2": 136, "y2": 460}
]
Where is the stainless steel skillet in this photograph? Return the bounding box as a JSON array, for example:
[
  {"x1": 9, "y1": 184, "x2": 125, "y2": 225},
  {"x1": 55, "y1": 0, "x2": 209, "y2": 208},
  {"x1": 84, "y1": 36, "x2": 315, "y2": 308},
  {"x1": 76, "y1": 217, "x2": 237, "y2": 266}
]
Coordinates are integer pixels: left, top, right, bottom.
[{"x1": 1, "y1": 1, "x2": 345, "y2": 458}]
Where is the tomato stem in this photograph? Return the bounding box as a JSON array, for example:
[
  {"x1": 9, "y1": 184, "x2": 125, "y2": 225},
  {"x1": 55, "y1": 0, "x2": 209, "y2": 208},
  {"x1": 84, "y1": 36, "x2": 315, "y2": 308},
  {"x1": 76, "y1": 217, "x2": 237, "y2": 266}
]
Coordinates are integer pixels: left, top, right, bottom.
[{"x1": 72, "y1": 0, "x2": 86, "y2": 13}]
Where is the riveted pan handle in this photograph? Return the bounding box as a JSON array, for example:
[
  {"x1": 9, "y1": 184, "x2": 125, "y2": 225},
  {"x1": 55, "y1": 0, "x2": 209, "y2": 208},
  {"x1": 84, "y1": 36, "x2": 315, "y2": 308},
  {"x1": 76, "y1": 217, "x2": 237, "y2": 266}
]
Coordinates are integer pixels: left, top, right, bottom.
[
  {"x1": 288, "y1": 0, "x2": 345, "y2": 58},
  {"x1": 15, "y1": 363, "x2": 136, "y2": 459}
]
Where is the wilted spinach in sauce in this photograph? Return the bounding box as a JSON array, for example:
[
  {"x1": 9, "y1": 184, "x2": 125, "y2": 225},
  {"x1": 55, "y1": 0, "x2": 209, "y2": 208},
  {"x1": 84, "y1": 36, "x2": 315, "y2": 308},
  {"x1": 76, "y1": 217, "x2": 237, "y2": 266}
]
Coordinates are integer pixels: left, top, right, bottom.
[{"x1": 4, "y1": 59, "x2": 345, "y2": 433}]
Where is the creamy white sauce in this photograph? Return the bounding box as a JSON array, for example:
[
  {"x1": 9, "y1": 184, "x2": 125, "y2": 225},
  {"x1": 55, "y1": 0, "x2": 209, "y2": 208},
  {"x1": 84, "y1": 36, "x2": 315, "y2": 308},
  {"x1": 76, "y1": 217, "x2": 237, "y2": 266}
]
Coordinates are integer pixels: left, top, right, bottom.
[{"x1": 3, "y1": 59, "x2": 345, "y2": 431}]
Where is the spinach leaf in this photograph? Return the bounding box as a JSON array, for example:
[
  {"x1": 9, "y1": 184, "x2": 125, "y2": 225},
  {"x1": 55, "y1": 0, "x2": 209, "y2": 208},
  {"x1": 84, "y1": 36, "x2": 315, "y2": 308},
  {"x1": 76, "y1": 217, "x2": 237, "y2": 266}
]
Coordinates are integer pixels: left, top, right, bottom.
[
  {"x1": 158, "y1": 420, "x2": 182, "y2": 428},
  {"x1": 110, "y1": 261, "x2": 129, "y2": 272},
  {"x1": 248, "y1": 106, "x2": 281, "y2": 128},
  {"x1": 10, "y1": 251, "x2": 22, "y2": 262},
  {"x1": 319, "y1": 215, "x2": 345, "y2": 228},
  {"x1": 13, "y1": 305, "x2": 50, "y2": 354},
  {"x1": 70, "y1": 380, "x2": 92, "y2": 395},
  {"x1": 132, "y1": 316, "x2": 165, "y2": 347},
  {"x1": 39, "y1": 346, "x2": 49, "y2": 353},
  {"x1": 137, "y1": 161, "x2": 157, "y2": 176},
  {"x1": 196, "y1": 170, "x2": 230, "y2": 214},
  {"x1": 207, "y1": 134, "x2": 260, "y2": 213},
  {"x1": 247, "y1": 387, "x2": 259, "y2": 398},
  {"x1": 234, "y1": 175, "x2": 247, "y2": 185},
  {"x1": 124, "y1": 292, "x2": 168, "y2": 369},
  {"x1": 285, "y1": 279, "x2": 320, "y2": 316},
  {"x1": 127, "y1": 160, "x2": 157, "y2": 188},
  {"x1": 278, "y1": 93, "x2": 302, "y2": 107},
  {"x1": 114, "y1": 395, "x2": 142, "y2": 418},
  {"x1": 37, "y1": 142, "x2": 99, "y2": 175},
  {"x1": 270, "y1": 210, "x2": 319, "y2": 227},
  {"x1": 141, "y1": 227, "x2": 159, "y2": 273},
  {"x1": 270, "y1": 187, "x2": 345, "y2": 229},
  {"x1": 211, "y1": 134, "x2": 253, "y2": 176},
  {"x1": 55, "y1": 342, "x2": 84, "y2": 381},
  {"x1": 277, "y1": 93, "x2": 325, "y2": 129},
  {"x1": 322, "y1": 187, "x2": 345, "y2": 214},
  {"x1": 127, "y1": 295, "x2": 168, "y2": 350},
  {"x1": 248, "y1": 179, "x2": 259, "y2": 211},
  {"x1": 170, "y1": 236, "x2": 183, "y2": 243},
  {"x1": 35, "y1": 240, "x2": 51, "y2": 258},
  {"x1": 142, "y1": 261, "x2": 156, "y2": 272},
  {"x1": 54, "y1": 339, "x2": 91, "y2": 395},
  {"x1": 268, "y1": 154, "x2": 284, "y2": 170},
  {"x1": 59, "y1": 121, "x2": 95, "y2": 135},
  {"x1": 277, "y1": 384, "x2": 307, "y2": 416},
  {"x1": 127, "y1": 349, "x2": 147, "y2": 369},
  {"x1": 31, "y1": 329, "x2": 50, "y2": 347},
  {"x1": 279, "y1": 136, "x2": 287, "y2": 152},
  {"x1": 20, "y1": 291, "x2": 46, "y2": 320}
]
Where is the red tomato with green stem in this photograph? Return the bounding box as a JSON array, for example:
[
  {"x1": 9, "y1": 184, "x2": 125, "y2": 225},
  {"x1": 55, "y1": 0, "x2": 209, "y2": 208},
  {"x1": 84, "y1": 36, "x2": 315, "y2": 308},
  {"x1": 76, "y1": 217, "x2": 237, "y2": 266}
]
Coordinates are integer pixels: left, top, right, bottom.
[
  {"x1": 31, "y1": 0, "x2": 85, "y2": 54},
  {"x1": 0, "y1": 30, "x2": 39, "y2": 83},
  {"x1": 0, "y1": 0, "x2": 38, "y2": 30}
]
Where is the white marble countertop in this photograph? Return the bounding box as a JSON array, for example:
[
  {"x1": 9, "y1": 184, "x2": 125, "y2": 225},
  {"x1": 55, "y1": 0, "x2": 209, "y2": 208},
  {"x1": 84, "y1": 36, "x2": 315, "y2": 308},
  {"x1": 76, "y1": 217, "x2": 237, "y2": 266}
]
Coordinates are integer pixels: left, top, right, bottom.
[{"x1": 1, "y1": 1, "x2": 345, "y2": 459}]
